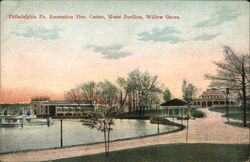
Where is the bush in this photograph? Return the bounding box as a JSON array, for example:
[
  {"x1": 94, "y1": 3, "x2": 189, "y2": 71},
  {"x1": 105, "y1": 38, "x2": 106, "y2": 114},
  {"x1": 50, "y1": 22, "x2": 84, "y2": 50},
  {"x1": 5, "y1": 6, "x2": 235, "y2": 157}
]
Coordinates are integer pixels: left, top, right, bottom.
[
  {"x1": 191, "y1": 110, "x2": 205, "y2": 118},
  {"x1": 116, "y1": 114, "x2": 150, "y2": 120}
]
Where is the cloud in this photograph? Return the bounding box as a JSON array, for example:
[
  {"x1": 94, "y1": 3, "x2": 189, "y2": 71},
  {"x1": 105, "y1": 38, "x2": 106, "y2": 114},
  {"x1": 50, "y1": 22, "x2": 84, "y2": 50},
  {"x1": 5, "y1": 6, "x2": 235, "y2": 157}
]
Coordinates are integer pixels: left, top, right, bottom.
[
  {"x1": 194, "y1": 7, "x2": 242, "y2": 28},
  {"x1": 86, "y1": 44, "x2": 132, "y2": 59},
  {"x1": 193, "y1": 33, "x2": 222, "y2": 41},
  {"x1": 11, "y1": 26, "x2": 63, "y2": 40},
  {"x1": 138, "y1": 26, "x2": 185, "y2": 44}
]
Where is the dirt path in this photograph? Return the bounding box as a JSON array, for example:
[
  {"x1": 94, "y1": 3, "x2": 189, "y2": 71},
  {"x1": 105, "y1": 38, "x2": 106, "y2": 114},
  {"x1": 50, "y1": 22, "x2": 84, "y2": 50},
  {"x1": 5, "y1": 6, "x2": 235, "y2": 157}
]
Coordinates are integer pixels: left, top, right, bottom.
[{"x1": 0, "y1": 108, "x2": 249, "y2": 162}]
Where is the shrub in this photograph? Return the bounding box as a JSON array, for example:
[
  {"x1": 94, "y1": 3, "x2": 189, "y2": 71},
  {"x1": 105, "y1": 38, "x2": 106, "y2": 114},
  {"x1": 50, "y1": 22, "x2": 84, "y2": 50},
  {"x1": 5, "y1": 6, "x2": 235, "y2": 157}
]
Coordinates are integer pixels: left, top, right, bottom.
[{"x1": 191, "y1": 110, "x2": 205, "y2": 118}]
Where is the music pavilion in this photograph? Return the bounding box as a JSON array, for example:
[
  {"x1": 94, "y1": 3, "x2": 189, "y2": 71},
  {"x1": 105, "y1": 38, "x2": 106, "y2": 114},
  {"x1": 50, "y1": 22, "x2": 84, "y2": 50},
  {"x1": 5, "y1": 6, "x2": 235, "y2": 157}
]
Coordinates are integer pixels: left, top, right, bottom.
[{"x1": 160, "y1": 98, "x2": 188, "y2": 119}]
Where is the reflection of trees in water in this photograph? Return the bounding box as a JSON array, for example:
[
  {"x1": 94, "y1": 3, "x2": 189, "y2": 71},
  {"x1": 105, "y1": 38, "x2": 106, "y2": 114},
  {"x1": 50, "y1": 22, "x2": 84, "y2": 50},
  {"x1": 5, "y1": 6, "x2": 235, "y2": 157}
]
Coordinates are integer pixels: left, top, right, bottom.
[
  {"x1": 114, "y1": 119, "x2": 150, "y2": 137},
  {"x1": 1, "y1": 119, "x2": 178, "y2": 153},
  {"x1": 134, "y1": 119, "x2": 147, "y2": 131}
]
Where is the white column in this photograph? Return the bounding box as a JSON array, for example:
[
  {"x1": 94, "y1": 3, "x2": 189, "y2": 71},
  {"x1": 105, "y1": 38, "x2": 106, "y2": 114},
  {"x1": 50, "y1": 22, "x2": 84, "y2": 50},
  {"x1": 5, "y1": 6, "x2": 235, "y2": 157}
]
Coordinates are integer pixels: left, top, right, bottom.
[
  {"x1": 55, "y1": 105, "x2": 57, "y2": 116},
  {"x1": 1, "y1": 118, "x2": 5, "y2": 124}
]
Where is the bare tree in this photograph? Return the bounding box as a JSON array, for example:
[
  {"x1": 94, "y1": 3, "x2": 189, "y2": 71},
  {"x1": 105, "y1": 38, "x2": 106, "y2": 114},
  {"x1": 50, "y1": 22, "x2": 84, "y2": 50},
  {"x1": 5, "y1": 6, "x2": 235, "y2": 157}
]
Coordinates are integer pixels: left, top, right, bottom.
[
  {"x1": 66, "y1": 80, "x2": 123, "y2": 161},
  {"x1": 205, "y1": 46, "x2": 250, "y2": 127},
  {"x1": 82, "y1": 106, "x2": 123, "y2": 161},
  {"x1": 182, "y1": 79, "x2": 197, "y2": 143},
  {"x1": 65, "y1": 81, "x2": 98, "y2": 116}
]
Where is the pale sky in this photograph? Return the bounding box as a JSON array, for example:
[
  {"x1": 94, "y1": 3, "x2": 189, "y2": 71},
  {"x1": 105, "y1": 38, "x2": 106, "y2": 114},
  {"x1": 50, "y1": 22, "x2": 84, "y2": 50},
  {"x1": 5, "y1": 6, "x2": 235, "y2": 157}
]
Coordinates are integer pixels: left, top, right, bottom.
[{"x1": 0, "y1": 0, "x2": 249, "y2": 103}]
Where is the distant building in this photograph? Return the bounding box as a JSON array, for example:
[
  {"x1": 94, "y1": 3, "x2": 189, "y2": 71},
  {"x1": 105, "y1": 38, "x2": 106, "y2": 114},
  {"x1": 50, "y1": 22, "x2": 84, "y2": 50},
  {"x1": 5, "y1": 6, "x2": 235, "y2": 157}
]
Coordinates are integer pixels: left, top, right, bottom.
[
  {"x1": 192, "y1": 88, "x2": 236, "y2": 107},
  {"x1": 30, "y1": 100, "x2": 94, "y2": 117},
  {"x1": 0, "y1": 105, "x2": 32, "y2": 116}
]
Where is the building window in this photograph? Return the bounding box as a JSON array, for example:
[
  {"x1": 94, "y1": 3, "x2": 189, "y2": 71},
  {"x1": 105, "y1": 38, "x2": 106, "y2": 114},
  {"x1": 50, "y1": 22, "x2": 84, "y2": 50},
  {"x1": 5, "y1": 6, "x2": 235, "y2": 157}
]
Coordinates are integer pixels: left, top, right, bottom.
[{"x1": 220, "y1": 101, "x2": 225, "y2": 105}]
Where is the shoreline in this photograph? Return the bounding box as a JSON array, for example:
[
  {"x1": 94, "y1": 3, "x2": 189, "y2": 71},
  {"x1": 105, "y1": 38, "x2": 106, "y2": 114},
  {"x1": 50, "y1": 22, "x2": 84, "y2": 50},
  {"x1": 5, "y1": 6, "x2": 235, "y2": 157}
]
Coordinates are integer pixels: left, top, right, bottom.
[
  {"x1": 0, "y1": 108, "x2": 249, "y2": 162},
  {"x1": 0, "y1": 118, "x2": 185, "y2": 155}
]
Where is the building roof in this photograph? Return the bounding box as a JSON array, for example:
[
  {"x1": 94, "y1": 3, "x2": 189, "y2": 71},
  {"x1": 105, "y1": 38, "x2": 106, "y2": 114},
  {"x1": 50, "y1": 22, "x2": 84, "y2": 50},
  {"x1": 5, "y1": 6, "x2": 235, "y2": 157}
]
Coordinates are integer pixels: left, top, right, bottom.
[
  {"x1": 32, "y1": 100, "x2": 94, "y2": 105},
  {"x1": 203, "y1": 88, "x2": 225, "y2": 95},
  {"x1": 160, "y1": 98, "x2": 187, "y2": 106}
]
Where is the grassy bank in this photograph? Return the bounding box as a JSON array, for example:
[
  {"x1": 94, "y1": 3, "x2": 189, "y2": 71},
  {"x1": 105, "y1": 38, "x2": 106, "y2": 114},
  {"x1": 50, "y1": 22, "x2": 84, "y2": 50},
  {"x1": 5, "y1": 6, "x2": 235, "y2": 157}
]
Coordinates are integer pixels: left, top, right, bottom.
[
  {"x1": 116, "y1": 108, "x2": 205, "y2": 119},
  {"x1": 53, "y1": 143, "x2": 250, "y2": 162}
]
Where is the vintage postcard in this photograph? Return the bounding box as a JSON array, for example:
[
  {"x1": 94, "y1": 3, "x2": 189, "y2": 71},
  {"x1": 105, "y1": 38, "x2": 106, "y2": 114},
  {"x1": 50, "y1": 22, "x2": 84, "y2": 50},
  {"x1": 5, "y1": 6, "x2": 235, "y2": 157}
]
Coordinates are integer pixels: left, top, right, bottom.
[{"x1": 0, "y1": 0, "x2": 249, "y2": 162}]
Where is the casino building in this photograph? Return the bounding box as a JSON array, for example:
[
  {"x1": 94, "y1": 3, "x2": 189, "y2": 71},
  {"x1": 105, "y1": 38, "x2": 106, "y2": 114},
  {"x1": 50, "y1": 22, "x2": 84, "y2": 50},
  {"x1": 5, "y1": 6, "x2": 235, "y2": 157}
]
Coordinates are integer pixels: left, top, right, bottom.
[
  {"x1": 192, "y1": 88, "x2": 236, "y2": 108},
  {"x1": 30, "y1": 99, "x2": 94, "y2": 117}
]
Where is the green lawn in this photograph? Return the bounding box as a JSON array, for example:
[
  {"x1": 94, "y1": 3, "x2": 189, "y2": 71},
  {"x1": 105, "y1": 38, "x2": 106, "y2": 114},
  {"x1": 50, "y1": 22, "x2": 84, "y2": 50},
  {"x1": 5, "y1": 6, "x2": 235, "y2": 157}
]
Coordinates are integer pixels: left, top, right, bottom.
[
  {"x1": 209, "y1": 106, "x2": 250, "y2": 114},
  {"x1": 209, "y1": 106, "x2": 250, "y2": 121},
  {"x1": 53, "y1": 143, "x2": 250, "y2": 162},
  {"x1": 222, "y1": 113, "x2": 250, "y2": 121}
]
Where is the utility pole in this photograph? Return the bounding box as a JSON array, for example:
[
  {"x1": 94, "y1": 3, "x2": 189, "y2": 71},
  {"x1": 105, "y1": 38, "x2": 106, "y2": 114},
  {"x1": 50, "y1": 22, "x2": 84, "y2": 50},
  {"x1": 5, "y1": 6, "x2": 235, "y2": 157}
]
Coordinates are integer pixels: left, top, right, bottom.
[
  {"x1": 186, "y1": 104, "x2": 190, "y2": 143},
  {"x1": 156, "y1": 104, "x2": 159, "y2": 135},
  {"x1": 226, "y1": 88, "x2": 229, "y2": 122},
  {"x1": 60, "y1": 119, "x2": 63, "y2": 148},
  {"x1": 157, "y1": 116, "x2": 159, "y2": 135}
]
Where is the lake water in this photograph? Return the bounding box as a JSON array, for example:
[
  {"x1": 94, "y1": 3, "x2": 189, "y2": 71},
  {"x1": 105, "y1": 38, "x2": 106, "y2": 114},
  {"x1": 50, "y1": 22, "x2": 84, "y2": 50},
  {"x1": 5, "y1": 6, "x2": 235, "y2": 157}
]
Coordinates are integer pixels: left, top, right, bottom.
[{"x1": 0, "y1": 119, "x2": 178, "y2": 153}]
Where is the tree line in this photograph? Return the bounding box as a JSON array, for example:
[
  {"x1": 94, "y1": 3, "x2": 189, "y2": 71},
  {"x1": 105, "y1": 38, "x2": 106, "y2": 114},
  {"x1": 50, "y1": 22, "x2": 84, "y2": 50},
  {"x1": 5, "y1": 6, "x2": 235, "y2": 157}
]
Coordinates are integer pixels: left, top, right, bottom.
[
  {"x1": 65, "y1": 69, "x2": 196, "y2": 160},
  {"x1": 64, "y1": 69, "x2": 192, "y2": 117}
]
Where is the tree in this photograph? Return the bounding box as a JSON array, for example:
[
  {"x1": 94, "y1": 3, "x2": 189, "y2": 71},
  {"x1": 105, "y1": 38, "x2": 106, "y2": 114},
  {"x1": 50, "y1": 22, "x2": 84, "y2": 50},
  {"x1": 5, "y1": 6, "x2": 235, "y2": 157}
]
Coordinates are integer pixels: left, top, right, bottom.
[
  {"x1": 205, "y1": 46, "x2": 250, "y2": 127},
  {"x1": 182, "y1": 79, "x2": 197, "y2": 143},
  {"x1": 116, "y1": 77, "x2": 129, "y2": 110},
  {"x1": 163, "y1": 88, "x2": 171, "y2": 102},
  {"x1": 148, "y1": 92, "x2": 161, "y2": 109},
  {"x1": 118, "y1": 69, "x2": 161, "y2": 116},
  {"x1": 65, "y1": 81, "x2": 98, "y2": 115},
  {"x1": 182, "y1": 80, "x2": 197, "y2": 104},
  {"x1": 66, "y1": 80, "x2": 123, "y2": 160}
]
